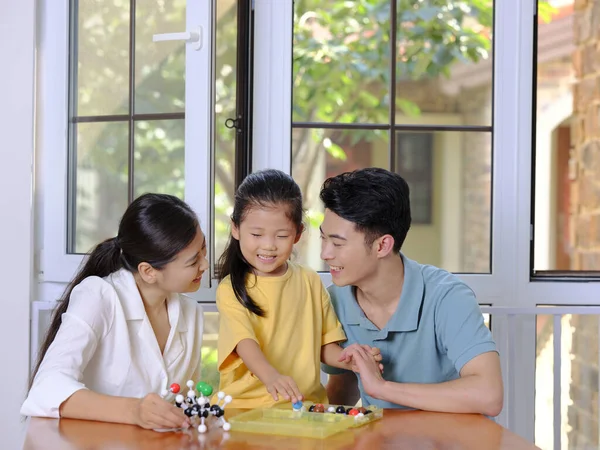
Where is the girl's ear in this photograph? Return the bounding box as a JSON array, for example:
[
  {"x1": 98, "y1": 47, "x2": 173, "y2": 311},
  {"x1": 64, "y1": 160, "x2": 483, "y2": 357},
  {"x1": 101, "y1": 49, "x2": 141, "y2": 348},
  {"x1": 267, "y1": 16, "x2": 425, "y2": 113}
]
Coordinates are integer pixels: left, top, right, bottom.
[
  {"x1": 231, "y1": 221, "x2": 240, "y2": 240},
  {"x1": 294, "y1": 224, "x2": 305, "y2": 244}
]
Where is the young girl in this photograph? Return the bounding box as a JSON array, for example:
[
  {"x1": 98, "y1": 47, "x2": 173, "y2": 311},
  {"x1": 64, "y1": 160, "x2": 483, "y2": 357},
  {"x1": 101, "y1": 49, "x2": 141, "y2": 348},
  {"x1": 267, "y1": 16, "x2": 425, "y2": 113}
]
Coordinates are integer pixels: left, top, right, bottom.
[
  {"x1": 216, "y1": 169, "x2": 380, "y2": 408},
  {"x1": 22, "y1": 193, "x2": 208, "y2": 430}
]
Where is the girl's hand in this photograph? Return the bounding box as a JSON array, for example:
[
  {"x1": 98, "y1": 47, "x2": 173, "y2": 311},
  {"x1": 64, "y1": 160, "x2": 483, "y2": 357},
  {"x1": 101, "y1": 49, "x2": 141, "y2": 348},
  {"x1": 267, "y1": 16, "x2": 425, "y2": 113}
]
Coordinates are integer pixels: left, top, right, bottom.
[
  {"x1": 339, "y1": 344, "x2": 384, "y2": 372},
  {"x1": 264, "y1": 372, "x2": 304, "y2": 404},
  {"x1": 132, "y1": 393, "x2": 190, "y2": 430}
]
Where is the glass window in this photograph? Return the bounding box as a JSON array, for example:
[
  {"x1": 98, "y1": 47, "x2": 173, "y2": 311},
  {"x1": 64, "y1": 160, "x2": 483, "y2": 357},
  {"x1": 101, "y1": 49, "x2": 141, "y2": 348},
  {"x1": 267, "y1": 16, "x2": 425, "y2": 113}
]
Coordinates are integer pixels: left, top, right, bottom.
[
  {"x1": 67, "y1": 0, "x2": 245, "y2": 262},
  {"x1": 200, "y1": 311, "x2": 220, "y2": 388},
  {"x1": 68, "y1": 0, "x2": 188, "y2": 254},
  {"x1": 535, "y1": 313, "x2": 599, "y2": 449},
  {"x1": 291, "y1": 0, "x2": 494, "y2": 274},
  {"x1": 532, "y1": 0, "x2": 600, "y2": 275}
]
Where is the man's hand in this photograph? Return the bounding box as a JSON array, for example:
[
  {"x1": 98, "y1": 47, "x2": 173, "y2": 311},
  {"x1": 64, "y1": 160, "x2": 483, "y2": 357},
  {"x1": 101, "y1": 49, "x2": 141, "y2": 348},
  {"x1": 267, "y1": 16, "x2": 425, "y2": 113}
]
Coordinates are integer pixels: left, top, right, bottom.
[
  {"x1": 343, "y1": 345, "x2": 387, "y2": 398},
  {"x1": 339, "y1": 344, "x2": 384, "y2": 373}
]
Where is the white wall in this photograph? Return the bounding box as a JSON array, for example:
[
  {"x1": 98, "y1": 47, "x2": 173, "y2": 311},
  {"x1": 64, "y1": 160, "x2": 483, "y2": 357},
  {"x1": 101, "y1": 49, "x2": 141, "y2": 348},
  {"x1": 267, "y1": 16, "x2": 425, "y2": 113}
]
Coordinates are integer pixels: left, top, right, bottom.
[{"x1": 0, "y1": 1, "x2": 36, "y2": 448}]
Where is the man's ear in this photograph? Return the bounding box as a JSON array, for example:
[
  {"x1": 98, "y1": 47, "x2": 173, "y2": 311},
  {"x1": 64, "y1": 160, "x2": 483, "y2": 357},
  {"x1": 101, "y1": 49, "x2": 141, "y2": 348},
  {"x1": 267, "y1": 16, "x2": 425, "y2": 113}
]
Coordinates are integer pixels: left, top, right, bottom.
[
  {"x1": 231, "y1": 221, "x2": 240, "y2": 240},
  {"x1": 375, "y1": 234, "x2": 396, "y2": 258},
  {"x1": 137, "y1": 261, "x2": 158, "y2": 284},
  {"x1": 294, "y1": 224, "x2": 305, "y2": 244}
]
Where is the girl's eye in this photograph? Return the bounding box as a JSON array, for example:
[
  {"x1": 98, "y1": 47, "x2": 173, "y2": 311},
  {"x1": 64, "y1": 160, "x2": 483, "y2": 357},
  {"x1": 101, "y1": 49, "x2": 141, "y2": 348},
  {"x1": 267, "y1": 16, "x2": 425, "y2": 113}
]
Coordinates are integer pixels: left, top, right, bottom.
[
  {"x1": 277, "y1": 236, "x2": 289, "y2": 239},
  {"x1": 333, "y1": 243, "x2": 342, "y2": 248},
  {"x1": 251, "y1": 233, "x2": 261, "y2": 237}
]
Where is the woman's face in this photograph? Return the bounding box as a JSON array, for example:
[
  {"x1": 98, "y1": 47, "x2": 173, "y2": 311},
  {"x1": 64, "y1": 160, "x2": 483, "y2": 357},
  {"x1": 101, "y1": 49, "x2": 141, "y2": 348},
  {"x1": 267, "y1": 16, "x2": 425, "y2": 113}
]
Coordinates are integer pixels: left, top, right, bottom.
[{"x1": 157, "y1": 227, "x2": 209, "y2": 293}]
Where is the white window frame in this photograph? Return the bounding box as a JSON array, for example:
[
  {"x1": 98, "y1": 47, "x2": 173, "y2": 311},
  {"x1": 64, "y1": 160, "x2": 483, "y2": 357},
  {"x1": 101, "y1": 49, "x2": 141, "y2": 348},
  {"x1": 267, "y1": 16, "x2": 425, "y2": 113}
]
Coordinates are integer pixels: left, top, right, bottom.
[{"x1": 39, "y1": 0, "x2": 217, "y2": 301}]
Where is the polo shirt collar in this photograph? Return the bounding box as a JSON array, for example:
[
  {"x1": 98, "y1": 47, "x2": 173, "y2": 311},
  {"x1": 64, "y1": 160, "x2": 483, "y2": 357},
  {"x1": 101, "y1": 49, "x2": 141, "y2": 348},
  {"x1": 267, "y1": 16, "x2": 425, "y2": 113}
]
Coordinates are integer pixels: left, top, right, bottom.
[
  {"x1": 387, "y1": 253, "x2": 424, "y2": 332},
  {"x1": 345, "y1": 253, "x2": 424, "y2": 332}
]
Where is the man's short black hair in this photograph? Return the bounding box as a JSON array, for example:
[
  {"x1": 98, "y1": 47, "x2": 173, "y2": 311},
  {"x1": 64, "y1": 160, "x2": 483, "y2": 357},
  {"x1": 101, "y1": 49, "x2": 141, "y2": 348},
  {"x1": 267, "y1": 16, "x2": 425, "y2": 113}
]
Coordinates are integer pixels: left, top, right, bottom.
[{"x1": 320, "y1": 167, "x2": 411, "y2": 253}]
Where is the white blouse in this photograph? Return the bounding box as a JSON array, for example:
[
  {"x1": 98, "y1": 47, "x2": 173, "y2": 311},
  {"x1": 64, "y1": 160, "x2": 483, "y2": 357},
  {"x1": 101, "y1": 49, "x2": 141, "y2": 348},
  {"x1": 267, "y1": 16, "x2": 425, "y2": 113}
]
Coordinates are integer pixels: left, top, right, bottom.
[{"x1": 21, "y1": 269, "x2": 204, "y2": 418}]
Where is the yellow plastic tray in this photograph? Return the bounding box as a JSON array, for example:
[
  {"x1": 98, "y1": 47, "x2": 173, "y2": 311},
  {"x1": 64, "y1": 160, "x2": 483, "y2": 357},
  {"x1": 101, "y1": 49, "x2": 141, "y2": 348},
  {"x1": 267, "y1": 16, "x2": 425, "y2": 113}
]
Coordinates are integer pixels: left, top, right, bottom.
[{"x1": 228, "y1": 403, "x2": 383, "y2": 439}]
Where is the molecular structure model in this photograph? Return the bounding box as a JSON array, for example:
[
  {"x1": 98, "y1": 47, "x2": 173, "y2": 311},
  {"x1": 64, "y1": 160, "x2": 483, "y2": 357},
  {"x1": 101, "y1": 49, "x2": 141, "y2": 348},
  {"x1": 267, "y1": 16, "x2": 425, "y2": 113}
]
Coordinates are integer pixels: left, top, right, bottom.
[
  {"x1": 162, "y1": 380, "x2": 233, "y2": 433},
  {"x1": 292, "y1": 401, "x2": 373, "y2": 419}
]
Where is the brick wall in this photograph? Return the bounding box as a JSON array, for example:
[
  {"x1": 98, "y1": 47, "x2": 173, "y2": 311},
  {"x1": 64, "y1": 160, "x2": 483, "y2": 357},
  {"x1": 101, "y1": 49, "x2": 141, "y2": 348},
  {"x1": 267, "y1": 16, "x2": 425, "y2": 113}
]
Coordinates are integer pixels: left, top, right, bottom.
[
  {"x1": 571, "y1": 0, "x2": 600, "y2": 270},
  {"x1": 568, "y1": 1, "x2": 600, "y2": 448}
]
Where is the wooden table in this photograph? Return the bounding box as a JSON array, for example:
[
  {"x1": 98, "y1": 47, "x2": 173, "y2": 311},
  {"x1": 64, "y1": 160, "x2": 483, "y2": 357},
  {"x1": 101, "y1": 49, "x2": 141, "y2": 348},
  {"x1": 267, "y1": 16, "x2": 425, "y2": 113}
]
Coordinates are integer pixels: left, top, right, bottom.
[{"x1": 23, "y1": 410, "x2": 540, "y2": 450}]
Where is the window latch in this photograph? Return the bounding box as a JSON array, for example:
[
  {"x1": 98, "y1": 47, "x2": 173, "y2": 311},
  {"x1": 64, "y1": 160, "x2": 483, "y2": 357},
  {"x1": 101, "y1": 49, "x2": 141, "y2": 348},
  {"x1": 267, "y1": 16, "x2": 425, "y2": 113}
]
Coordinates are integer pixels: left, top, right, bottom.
[
  {"x1": 225, "y1": 116, "x2": 243, "y2": 134},
  {"x1": 153, "y1": 26, "x2": 203, "y2": 51}
]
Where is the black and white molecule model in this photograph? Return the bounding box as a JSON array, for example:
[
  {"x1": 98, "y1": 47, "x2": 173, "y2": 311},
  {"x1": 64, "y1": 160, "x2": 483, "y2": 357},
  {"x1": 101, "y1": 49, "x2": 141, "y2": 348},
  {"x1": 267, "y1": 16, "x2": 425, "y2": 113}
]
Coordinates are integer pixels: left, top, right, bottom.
[{"x1": 162, "y1": 380, "x2": 233, "y2": 433}]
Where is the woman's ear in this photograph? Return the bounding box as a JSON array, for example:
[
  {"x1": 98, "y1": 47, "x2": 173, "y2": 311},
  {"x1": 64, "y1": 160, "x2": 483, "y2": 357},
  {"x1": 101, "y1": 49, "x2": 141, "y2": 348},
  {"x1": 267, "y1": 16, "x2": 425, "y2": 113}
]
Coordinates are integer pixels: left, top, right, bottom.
[{"x1": 137, "y1": 262, "x2": 158, "y2": 284}]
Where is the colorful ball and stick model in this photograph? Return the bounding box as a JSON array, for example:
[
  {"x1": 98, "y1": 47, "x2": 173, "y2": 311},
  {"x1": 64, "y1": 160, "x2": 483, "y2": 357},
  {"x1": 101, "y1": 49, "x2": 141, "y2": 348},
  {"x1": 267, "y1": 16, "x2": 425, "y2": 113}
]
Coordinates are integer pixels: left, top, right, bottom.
[{"x1": 162, "y1": 380, "x2": 233, "y2": 433}]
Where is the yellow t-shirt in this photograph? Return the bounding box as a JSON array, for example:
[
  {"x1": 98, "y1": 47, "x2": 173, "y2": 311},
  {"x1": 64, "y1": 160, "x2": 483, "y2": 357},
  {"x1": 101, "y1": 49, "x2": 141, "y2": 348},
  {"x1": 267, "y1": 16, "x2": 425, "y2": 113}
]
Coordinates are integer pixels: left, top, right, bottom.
[{"x1": 216, "y1": 262, "x2": 346, "y2": 409}]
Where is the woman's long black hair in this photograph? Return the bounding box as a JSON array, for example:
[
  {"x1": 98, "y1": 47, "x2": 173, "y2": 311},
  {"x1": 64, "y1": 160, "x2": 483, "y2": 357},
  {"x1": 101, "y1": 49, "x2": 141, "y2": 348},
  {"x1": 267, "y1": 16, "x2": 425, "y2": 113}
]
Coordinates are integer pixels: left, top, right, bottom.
[
  {"x1": 217, "y1": 169, "x2": 303, "y2": 317},
  {"x1": 30, "y1": 193, "x2": 199, "y2": 387}
]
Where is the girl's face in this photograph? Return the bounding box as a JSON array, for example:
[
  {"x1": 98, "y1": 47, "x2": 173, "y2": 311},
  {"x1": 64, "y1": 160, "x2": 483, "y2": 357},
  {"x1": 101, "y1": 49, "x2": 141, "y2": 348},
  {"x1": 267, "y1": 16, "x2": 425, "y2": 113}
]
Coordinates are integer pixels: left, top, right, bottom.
[
  {"x1": 156, "y1": 227, "x2": 209, "y2": 293},
  {"x1": 232, "y1": 205, "x2": 302, "y2": 277}
]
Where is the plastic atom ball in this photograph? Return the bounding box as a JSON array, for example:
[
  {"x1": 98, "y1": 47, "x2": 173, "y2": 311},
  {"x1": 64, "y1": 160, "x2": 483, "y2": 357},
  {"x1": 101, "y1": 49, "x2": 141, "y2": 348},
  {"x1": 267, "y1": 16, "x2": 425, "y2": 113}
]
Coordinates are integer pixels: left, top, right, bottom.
[
  {"x1": 198, "y1": 424, "x2": 207, "y2": 433},
  {"x1": 347, "y1": 408, "x2": 360, "y2": 416},
  {"x1": 313, "y1": 404, "x2": 325, "y2": 413},
  {"x1": 292, "y1": 401, "x2": 303, "y2": 411},
  {"x1": 170, "y1": 383, "x2": 181, "y2": 394},
  {"x1": 223, "y1": 422, "x2": 231, "y2": 431},
  {"x1": 196, "y1": 381, "x2": 213, "y2": 397}
]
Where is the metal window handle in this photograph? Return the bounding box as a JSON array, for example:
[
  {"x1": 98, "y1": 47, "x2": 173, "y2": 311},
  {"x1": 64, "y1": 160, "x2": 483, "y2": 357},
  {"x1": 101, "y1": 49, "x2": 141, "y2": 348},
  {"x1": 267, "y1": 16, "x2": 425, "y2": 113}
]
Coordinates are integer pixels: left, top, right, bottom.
[{"x1": 153, "y1": 26, "x2": 202, "y2": 51}]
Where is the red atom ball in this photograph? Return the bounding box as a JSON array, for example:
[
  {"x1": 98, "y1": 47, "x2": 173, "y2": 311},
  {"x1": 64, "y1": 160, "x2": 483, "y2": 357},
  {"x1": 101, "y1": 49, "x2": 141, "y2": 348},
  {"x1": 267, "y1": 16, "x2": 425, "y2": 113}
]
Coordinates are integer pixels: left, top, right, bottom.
[
  {"x1": 348, "y1": 408, "x2": 360, "y2": 416},
  {"x1": 170, "y1": 383, "x2": 181, "y2": 394}
]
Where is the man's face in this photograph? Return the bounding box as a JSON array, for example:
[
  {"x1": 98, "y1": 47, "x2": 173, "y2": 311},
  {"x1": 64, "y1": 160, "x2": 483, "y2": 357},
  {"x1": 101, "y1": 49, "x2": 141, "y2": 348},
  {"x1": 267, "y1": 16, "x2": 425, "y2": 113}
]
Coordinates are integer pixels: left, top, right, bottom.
[{"x1": 320, "y1": 209, "x2": 378, "y2": 287}]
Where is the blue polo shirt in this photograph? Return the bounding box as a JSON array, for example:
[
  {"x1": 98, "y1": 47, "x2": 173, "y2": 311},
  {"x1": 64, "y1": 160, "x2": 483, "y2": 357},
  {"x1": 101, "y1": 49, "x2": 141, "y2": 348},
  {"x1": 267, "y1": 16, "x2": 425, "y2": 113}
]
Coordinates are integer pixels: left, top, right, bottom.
[{"x1": 322, "y1": 254, "x2": 497, "y2": 409}]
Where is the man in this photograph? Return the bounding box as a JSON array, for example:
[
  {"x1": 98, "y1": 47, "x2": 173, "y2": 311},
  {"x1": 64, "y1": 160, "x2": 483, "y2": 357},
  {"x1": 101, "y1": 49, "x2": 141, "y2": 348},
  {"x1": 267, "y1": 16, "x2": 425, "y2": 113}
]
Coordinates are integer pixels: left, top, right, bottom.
[{"x1": 320, "y1": 168, "x2": 503, "y2": 416}]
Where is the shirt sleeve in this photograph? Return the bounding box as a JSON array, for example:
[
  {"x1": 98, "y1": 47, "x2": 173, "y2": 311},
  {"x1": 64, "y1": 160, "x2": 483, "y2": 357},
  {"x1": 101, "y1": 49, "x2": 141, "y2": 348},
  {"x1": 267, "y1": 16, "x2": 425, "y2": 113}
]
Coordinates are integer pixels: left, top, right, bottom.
[
  {"x1": 320, "y1": 284, "x2": 346, "y2": 346},
  {"x1": 216, "y1": 280, "x2": 258, "y2": 374},
  {"x1": 435, "y1": 283, "x2": 497, "y2": 374},
  {"x1": 21, "y1": 277, "x2": 115, "y2": 418}
]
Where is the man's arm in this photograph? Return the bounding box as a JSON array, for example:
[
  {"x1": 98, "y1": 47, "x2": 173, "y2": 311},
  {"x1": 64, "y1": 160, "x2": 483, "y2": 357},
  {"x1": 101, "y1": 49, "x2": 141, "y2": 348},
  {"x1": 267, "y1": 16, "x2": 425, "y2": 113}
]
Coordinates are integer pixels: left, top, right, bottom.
[
  {"x1": 349, "y1": 347, "x2": 503, "y2": 416},
  {"x1": 325, "y1": 371, "x2": 361, "y2": 406}
]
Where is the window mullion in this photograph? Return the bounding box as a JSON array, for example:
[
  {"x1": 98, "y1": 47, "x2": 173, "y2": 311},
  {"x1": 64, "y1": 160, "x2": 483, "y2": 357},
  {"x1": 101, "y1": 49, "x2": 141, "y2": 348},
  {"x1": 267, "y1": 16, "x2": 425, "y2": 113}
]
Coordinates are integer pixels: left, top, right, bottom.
[{"x1": 252, "y1": 0, "x2": 293, "y2": 174}]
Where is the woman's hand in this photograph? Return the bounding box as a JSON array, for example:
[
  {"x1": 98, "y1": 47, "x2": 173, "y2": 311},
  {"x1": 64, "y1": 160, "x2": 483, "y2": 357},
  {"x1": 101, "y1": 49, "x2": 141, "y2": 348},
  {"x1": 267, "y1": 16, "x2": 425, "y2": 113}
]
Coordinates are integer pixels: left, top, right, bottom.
[{"x1": 131, "y1": 393, "x2": 190, "y2": 430}]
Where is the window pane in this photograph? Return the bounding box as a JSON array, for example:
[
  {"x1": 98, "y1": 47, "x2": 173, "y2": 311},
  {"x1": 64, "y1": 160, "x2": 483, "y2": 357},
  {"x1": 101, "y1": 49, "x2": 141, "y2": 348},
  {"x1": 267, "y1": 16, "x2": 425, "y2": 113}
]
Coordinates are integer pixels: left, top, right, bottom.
[
  {"x1": 75, "y1": 0, "x2": 130, "y2": 116},
  {"x1": 291, "y1": 128, "x2": 390, "y2": 270},
  {"x1": 133, "y1": 120, "x2": 185, "y2": 198},
  {"x1": 398, "y1": 131, "x2": 491, "y2": 274},
  {"x1": 214, "y1": 0, "x2": 238, "y2": 265},
  {"x1": 532, "y1": 1, "x2": 600, "y2": 273},
  {"x1": 135, "y1": 0, "x2": 186, "y2": 114},
  {"x1": 535, "y1": 313, "x2": 600, "y2": 449},
  {"x1": 200, "y1": 311, "x2": 220, "y2": 389},
  {"x1": 292, "y1": 0, "x2": 391, "y2": 123},
  {"x1": 291, "y1": 128, "x2": 491, "y2": 273},
  {"x1": 395, "y1": 1, "x2": 493, "y2": 126},
  {"x1": 71, "y1": 122, "x2": 128, "y2": 253}
]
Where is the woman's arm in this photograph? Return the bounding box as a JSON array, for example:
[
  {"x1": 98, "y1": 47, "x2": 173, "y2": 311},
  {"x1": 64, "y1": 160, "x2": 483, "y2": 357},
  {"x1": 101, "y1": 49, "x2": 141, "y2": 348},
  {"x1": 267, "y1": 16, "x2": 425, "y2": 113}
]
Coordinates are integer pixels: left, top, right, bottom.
[{"x1": 60, "y1": 390, "x2": 189, "y2": 429}]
